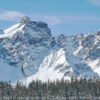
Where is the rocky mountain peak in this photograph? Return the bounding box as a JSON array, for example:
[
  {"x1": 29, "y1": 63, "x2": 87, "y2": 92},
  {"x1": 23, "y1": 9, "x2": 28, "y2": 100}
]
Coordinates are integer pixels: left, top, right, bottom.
[{"x1": 20, "y1": 16, "x2": 30, "y2": 24}]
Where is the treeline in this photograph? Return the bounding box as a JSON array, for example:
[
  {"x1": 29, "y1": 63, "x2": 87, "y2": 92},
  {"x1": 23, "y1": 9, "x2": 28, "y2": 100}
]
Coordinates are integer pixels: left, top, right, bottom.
[{"x1": 0, "y1": 78, "x2": 100, "y2": 100}]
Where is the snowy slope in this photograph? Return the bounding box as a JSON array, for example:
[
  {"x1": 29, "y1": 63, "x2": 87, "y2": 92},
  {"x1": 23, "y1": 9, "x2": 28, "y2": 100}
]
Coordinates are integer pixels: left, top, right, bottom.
[
  {"x1": 24, "y1": 48, "x2": 71, "y2": 84},
  {"x1": 24, "y1": 48, "x2": 98, "y2": 85},
  {"x1": 86, "y1": 59, "x2": 100, "y2": 76},
  {"x1": 0, "y1": 23, "x2": 25, "y2": 38}
]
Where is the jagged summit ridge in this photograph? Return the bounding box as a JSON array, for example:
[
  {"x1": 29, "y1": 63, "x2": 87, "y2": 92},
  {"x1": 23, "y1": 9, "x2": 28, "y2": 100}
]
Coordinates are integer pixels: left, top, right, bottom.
[
  {"x1": 0, "y1": 16, "x2": 51, "y2": 38},
  {"x1": 19, "y1": 16, "x2": 48, "y2": 28}
]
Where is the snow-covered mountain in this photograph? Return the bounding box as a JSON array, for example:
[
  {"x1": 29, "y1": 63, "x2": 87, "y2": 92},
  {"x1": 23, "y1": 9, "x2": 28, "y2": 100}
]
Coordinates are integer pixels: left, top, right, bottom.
[{"x1": 0, "y1": 16, "x2": 99, "y2": 84}]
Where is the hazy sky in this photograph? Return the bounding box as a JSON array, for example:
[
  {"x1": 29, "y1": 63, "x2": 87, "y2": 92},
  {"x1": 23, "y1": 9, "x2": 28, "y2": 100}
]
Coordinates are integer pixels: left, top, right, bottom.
[{"x1": 0, "y1": 0, "x2": 100, "y2": 35}]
